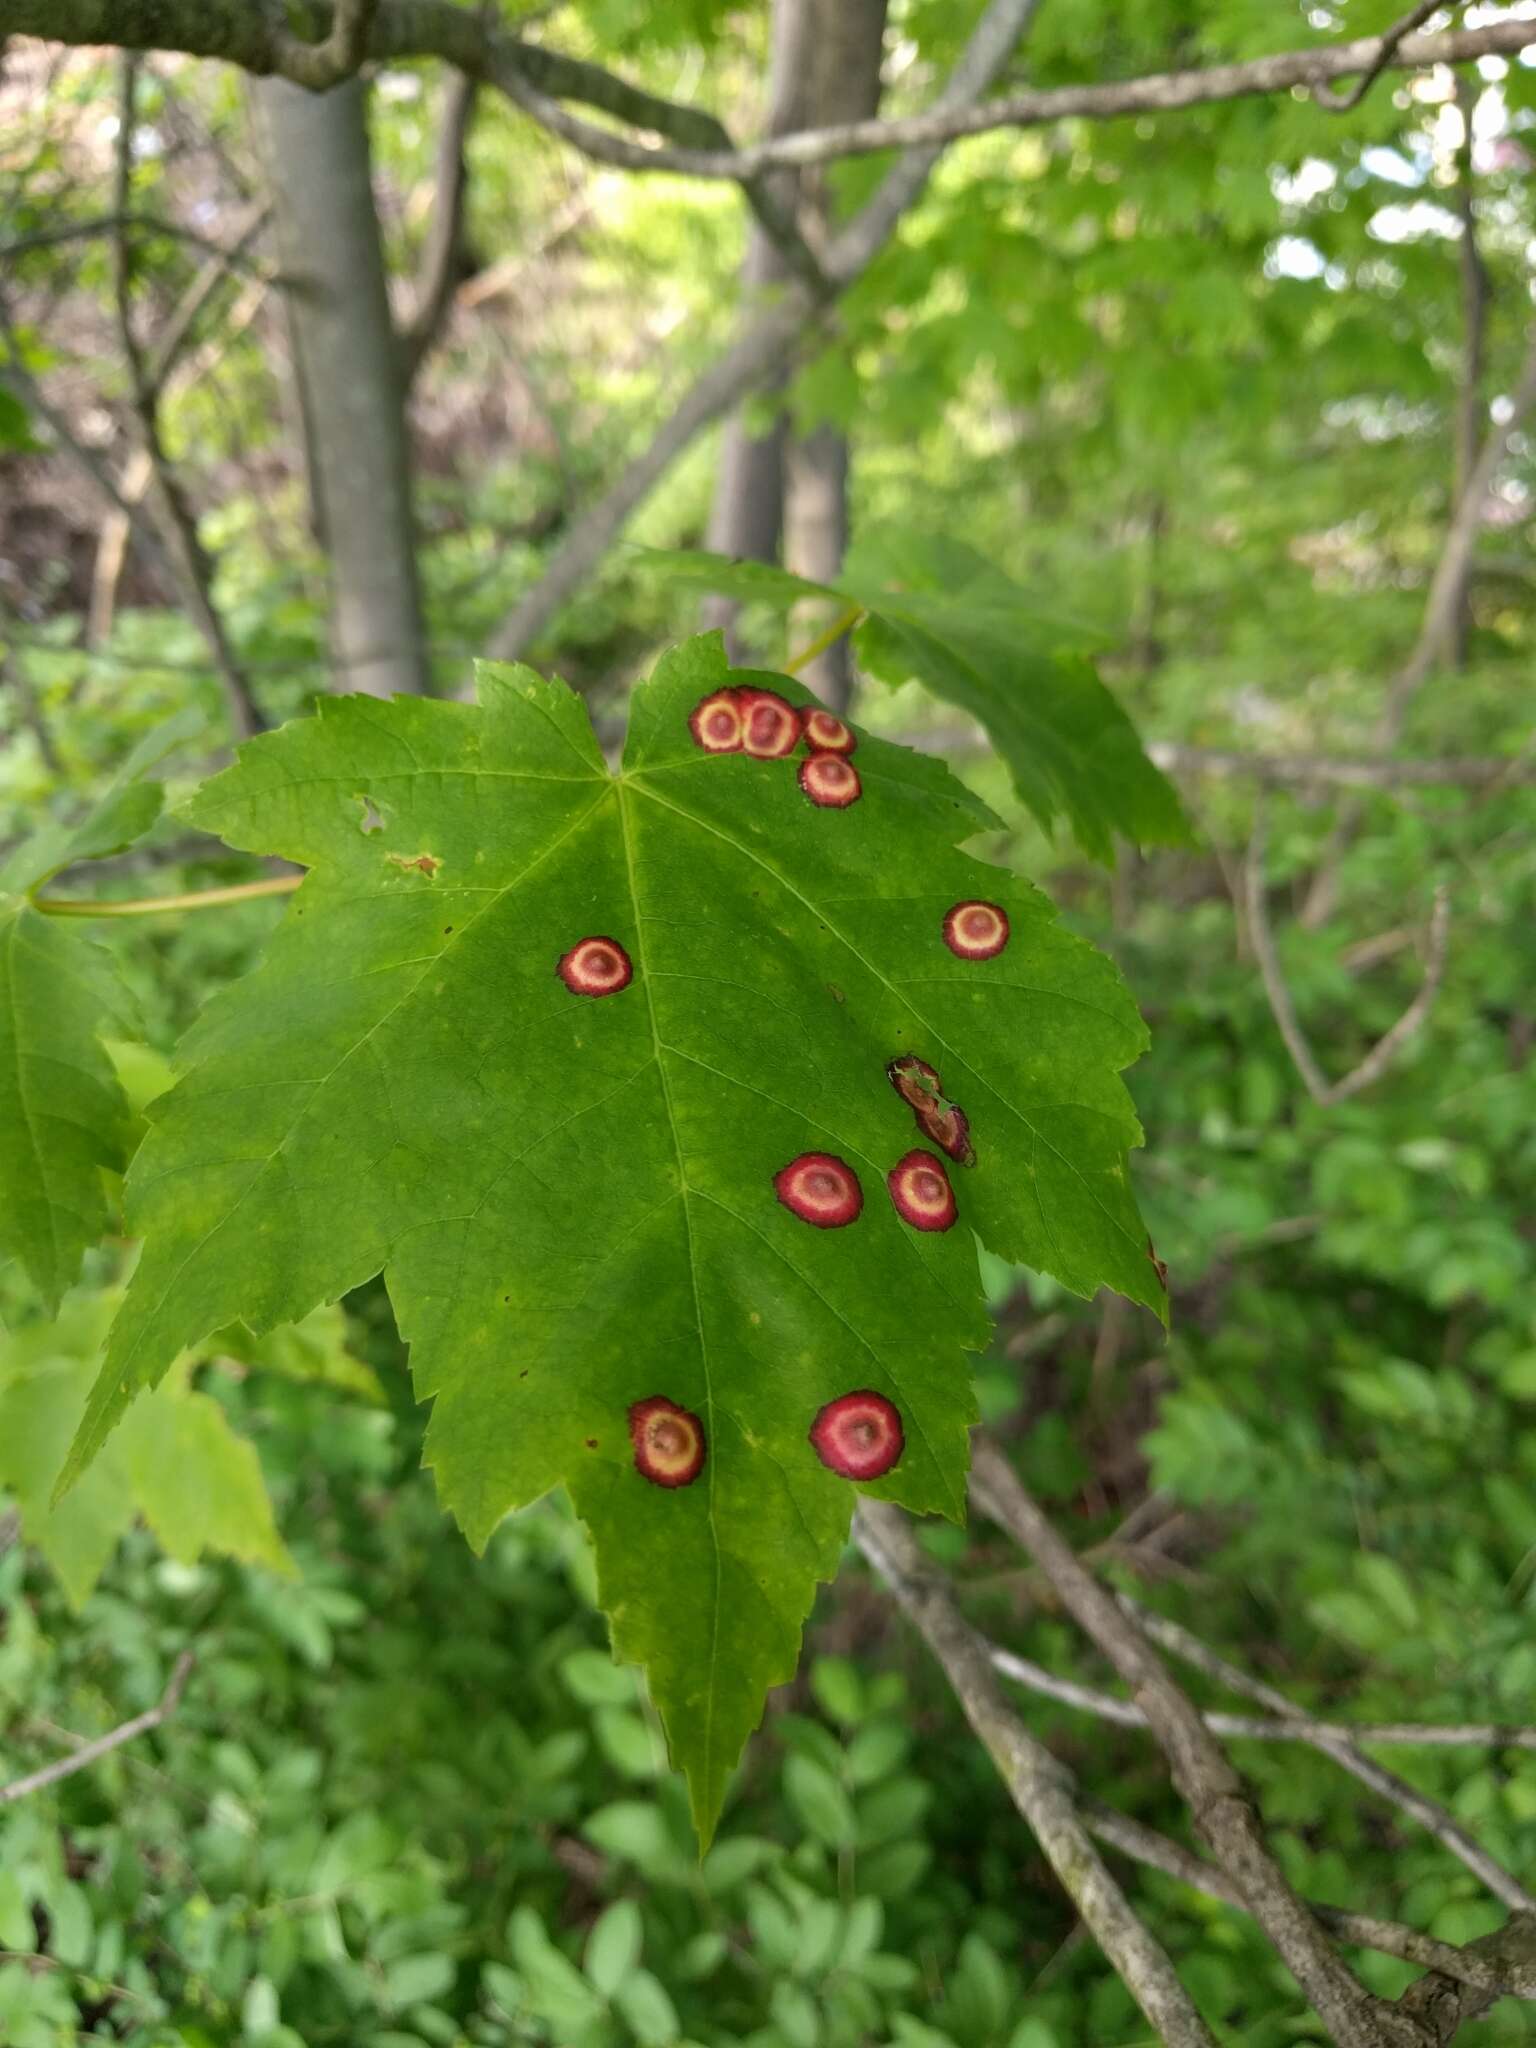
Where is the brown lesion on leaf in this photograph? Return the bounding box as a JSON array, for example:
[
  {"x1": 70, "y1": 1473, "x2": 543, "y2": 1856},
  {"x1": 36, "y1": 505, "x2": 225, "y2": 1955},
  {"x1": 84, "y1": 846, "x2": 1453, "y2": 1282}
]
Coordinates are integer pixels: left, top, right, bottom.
[{"x1": 386, "y1": 851, "x2": 443, "y2": 876}]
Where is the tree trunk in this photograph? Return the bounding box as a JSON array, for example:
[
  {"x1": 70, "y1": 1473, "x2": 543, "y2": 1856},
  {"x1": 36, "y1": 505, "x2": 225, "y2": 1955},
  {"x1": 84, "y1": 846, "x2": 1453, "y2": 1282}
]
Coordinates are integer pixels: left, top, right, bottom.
[
  {"x1": 704, "y1": 0, "x2": 888, "y2": 701},
  {"x1": 700, "y1": 0, "x2": 813, "y2": 654},
  {"x1": 781, "y1": 0, "x2": 888, "y2": 713},
  {"x1": 252, "y1": 76, "x2": 428, "y2": 698}
]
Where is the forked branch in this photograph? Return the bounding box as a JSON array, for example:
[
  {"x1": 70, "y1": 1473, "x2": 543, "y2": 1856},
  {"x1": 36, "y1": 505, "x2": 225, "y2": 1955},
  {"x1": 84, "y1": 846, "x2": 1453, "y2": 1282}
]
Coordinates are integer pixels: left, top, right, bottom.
[
  {"x1": 0, "y1": 1653, "x2": 194, "y2": 1805},
  {"x1": 854, "y1": 1501, "x2": 1219, "y2": 2048},
  {"x1": 1246, "y1": 805, "x2": 1451, "y2": 1106}
]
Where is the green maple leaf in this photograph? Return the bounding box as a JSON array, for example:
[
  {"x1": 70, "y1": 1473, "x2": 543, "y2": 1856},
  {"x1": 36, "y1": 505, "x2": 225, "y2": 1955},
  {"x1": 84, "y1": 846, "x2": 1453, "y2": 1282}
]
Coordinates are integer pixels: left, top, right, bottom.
[
  {"x1": 61, "y1": 637, "x2": 1159, "y2": 1839},
  {"x1": 638, "y1": 531, "x2": 1190, "y2": 864},
  {"x1": 0, "y1": 1287, "x2": 292, "y2": 1606},
  {"x1": 0, "y1": 707, "x2": 201, "y2": 1308}
]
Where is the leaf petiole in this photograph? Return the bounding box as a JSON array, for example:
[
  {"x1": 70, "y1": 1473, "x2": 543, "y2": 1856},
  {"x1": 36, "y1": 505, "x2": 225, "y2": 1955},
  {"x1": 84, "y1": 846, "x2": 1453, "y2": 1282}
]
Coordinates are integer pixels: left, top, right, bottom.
[
  {"x1": 32, "y1": 876, "x2": 301, "y2": 918},
  {"x1": 783, "y1": 603, "x2": 865, "y2": 676}
]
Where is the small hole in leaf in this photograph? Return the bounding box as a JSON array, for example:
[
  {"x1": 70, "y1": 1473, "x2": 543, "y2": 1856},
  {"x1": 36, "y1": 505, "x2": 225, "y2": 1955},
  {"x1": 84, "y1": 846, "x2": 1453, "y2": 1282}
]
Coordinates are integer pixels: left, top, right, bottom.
[{"x1": 356, "y1": 794, "x2": 386, "y2": 833}]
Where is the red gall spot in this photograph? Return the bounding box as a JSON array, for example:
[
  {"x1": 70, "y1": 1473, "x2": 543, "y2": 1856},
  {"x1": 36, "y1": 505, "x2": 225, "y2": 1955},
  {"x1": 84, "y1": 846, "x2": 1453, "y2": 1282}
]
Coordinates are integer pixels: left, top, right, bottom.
[
  {"x1": 888, "y1": 1148, "x2": 958, "y2": 1231},
  {"x1": 774, "y1": 1152, "x2": 863, "y2": 1228},
  {"x1": 629, "y1": 1396, "x2": 706, "y2": 1488},
  {"x1": 942, "y1": 900, "x2": 1009, "y2": 960},
  {"x1": 739, "y1": 689, "x2": 800, "y2": 759},
  {"x1": 800, "y1": 707, "x2": 857, "y2": 755},
  {"x1": 919, "y1": 1098, "x2": 976, "y2": 1170},
  {"x1": 557, "y1": 935, "x2": 633, "y2": 997},
  {"x1": 799, "y1": 752, "x2": 862, "y2": 808},
  {"x1": 689, "y1": 689, "x2": 745, "y2": 753},
  {"x1": 887, "y1": 1054, "x2": 941, "y2": 1114},
  {"x1": 584, "y1": 1437, "x2": 598, "y2": 1449},
  {"x1": 810, "y1": 1390, "x2": 904, "y2": 1481}
]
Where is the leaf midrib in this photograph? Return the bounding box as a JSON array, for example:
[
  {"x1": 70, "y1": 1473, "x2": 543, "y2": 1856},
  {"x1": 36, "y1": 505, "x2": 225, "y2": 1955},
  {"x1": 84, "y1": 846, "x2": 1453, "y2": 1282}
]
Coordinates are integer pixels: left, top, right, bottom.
[{"x1": 614, "y1": 777, "x2": 724, "y2": 1807}]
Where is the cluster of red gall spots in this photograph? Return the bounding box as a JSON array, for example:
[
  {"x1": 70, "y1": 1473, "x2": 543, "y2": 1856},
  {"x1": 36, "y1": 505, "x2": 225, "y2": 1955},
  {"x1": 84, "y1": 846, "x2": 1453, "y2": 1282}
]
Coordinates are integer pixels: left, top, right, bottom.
[
  {"x1": 689, "y1": 688, "x2": 863, "y2": 809},
  {"x1": 557, "y1": 935, "x2": 633, "y2": 997},
  {"x1": 629, "y1": 1387, "x2": 904, "y2": 1486},
  {"x1": 589, "y1": 747, "x2": 1019, "y2": 1491},
  {"x1": 887, "y1": 1054, "x2": 975, "y2": 1169},
  {"x1": 774, "y1": 1146, "x2": 957, "y2": 1235}
]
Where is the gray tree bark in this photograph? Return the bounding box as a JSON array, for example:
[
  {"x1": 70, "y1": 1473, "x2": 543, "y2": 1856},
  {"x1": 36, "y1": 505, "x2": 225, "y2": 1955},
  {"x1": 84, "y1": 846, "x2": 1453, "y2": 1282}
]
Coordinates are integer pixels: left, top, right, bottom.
[
  {"x1": 703, "y1": 0, "x2": 887, "y2": 701},
  {"x1": 700, "y1": 0, "x2": 814, "y2": 651},
  {"x1": 252, "y1": 75, "x2": 428, "y2": 698}
]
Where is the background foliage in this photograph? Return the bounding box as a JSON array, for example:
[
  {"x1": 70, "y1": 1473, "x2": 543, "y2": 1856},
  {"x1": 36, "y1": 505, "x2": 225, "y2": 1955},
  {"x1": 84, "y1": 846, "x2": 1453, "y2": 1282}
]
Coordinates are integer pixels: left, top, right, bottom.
[{"x1": 2, "y1": 0, "x2": 1535, "y2": 2040}]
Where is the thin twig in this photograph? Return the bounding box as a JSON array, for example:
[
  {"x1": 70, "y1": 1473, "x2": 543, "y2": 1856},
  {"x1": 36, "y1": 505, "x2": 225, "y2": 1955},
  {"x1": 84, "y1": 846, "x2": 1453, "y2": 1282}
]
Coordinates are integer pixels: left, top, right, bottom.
[
  {"x1": 1148, "y1": 745, "x2": 1536, "y2": 790},
  {"x1": 1300, "y1": 317, "x2": 1536, "y2": 927},
  {"x1": 1121, "y1": 1597, "x2": 1536, "y2": 1918},
  {"x1": 1313, "y1": 1, "x2": 1448, "y2": 112},
  {"x1": 0, "y1": 1653, "x2": 194, "y2": 1805},
  {"x1": 398, "y1": 70, "x2": 477, "y2": 385},
  {"x1": 990, "y1": 1642, "x2": 1536, "y2": 1751},
  {"x1": 1246, "y1": 803, "x2": 1451, "y2": 1106},
  {"x1": 9, "y1": 5, "x2": 1536, "y2": 179},
  {"x1": 108, "y1": 55, "x2": 260, "y2": 739},
  {"x1": 1082, "y1": 1802, "x2": 1536, "y2": 2001},
  {"x1": 0, "y1": 210, "x2": 268, "y2": 268},
  {"x1": 854, "y1": 1502, "x2": 1218, "y2": 2048},
  {"x1": 968, "y1": 1443, "x2": 1405, "y2": 2048}
]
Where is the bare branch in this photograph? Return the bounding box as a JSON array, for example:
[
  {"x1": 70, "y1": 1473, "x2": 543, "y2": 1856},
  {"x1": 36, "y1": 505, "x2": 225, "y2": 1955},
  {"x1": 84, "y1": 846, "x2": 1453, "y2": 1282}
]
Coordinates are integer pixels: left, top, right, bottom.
[
  {"x1": 90, "y1": 213, "x2": 271, "y2": 645},
  {"x1": 398, "y1": 70, "x2": 477, "y2": 385},
  {"x1": 104, "y1": 59, "x2": 260, "y2": 737},
  {"x1": 270, "y1": 0, "x2": 379, "y2": 89},
  {"x1": 0, "y1": 211, "x2": 267, "y2": 268},
  {"x1": 1443, "y1": 69, "x2": 1490, "y2": 668},
  {"x1": 1300, "y1": 316, "x2": 1536, "y2": 928},
  {"x1": 1148, "y1": 744, "x2": 1536, "y2": 791},
  {"x1": 1122, "y1": 1596, "x2": 1536, "y2": 1917},
  {"x1": 1246, "y1": 804, "x2": 1451, "y2": 1106},
  {"x1": 968, "y1": 1443, "x2": 1408, "y2": 2048},
  {"x1": 486, "y1": 0, "x2": 1042, "y2": 659},
  {"x1": 1396, "y1": 1915, "x2": 1536, "y2": 2040},
  {"x1": 0, "y1": 1653, "x2": 194, "y2": 1805},
  {"x1": 1312, "y1": 0, "x2": 1446, "y2": 113},
  {"x1": 10, "y1": 3, "x2": 1536, "y2": 181},
  {"x1": 1385, "y1": 323, "x2": 1536, "y2": 742},
  {"x1": 854, "y1": 1501, "x2": 1219, "y2": 2048},
  {"x1": 989, "y1": 1641, "x2": 1536, "y2": 1753},
  {"x1": 1083, "y1": 1802, "x2": 1536, "y2": 2003}
]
